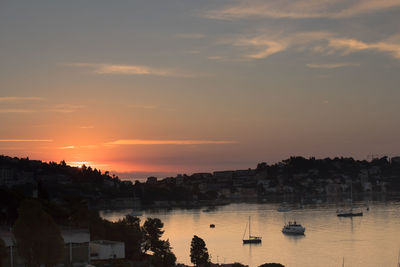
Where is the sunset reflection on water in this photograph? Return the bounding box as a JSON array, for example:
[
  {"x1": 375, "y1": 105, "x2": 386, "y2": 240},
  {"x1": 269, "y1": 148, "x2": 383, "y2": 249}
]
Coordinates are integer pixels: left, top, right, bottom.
[{"x1": 101, "y1": 201, "x2": 400, "y2": 267}]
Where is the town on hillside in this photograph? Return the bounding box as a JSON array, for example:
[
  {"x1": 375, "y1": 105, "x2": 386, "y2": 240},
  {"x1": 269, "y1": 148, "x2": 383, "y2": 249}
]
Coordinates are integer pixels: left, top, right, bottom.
[{"x1": 1, "y1": 155, "x2": 400, "y2": 210}]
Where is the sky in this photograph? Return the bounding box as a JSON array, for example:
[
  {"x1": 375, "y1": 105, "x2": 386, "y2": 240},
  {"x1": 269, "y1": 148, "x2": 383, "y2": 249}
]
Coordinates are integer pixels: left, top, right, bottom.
[{"x1": 1, "y1": 0, "x2": 400, "y2": 179}]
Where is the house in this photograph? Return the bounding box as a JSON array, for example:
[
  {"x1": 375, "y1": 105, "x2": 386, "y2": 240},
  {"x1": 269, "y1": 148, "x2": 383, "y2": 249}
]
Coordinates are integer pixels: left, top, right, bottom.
[
  {"x1": 61, "y1": 228, "x2": 91, "y2": 266},
  {"x1": 0, "y1": 227, "x2": 90, "y2": 267},
  {"x1": 0, "y1": 228, "x2": 23, "y2": 267},
  {"x1": 90, "y1": 240, "x2": 125, "y2": 260}
]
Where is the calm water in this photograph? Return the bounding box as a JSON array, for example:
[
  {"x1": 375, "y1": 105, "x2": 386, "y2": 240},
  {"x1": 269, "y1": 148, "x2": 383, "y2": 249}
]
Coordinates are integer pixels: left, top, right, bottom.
[{"x1": 100, "y1": 200, "x2": 400, "y2": 267}]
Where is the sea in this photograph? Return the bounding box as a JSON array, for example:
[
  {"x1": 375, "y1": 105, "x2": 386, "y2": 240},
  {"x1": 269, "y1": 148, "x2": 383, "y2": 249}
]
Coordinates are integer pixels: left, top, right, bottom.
[{"x1": 100, "y1": 197, "x2": 400, "y2": 267}]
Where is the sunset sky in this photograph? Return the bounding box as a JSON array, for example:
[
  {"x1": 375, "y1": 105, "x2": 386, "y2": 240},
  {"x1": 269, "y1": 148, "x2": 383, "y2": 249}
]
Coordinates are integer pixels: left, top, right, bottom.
[{"x1": 1, "y1": 0, "x2": 400, "y2": 179}]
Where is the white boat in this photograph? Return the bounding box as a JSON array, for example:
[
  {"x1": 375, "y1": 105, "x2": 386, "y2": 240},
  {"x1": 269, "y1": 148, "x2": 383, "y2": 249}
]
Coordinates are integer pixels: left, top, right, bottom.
[
  {"x1": 282, "y1": 221, "x2": 305, "y2": 235},
  {"x1": 242, "y1": 216, "x2": 262, "y2": 244}
]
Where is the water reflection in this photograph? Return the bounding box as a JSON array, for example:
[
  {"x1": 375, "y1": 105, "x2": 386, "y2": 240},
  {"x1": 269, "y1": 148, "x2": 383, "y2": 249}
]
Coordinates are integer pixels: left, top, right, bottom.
[{"x1": 101, "y1": 200, "x2": 400, "y2": 267}]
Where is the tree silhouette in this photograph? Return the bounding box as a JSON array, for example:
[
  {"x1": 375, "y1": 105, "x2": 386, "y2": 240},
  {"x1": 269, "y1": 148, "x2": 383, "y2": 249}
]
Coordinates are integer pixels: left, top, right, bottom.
[
  {"x1": 141, "y1": 217, "x2": 176, "y2": 265},
  {"x1": 142, "y1": 218, "x2": 165, "y2": 253},
  {"x1": 151, "y1": 239, "x2": 176, "y2": 267},
  {"x1": 190, "y1": 235, "x2": 209, "y2": 266},
  {"x1": 13, "y1": 199, "x2": 64, "y2": 267}
]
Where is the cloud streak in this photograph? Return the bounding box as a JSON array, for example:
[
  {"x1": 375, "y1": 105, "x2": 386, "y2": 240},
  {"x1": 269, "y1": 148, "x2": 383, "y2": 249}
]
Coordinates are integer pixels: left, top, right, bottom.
[
  {"x1": 306, "y1": 62, "x2": 360, "y2": 69},
  {"x1": 218, "y1": 31, "x2": 400, "y2": 61},
  {"x1": 0, "y1": 104, "x2": 83, "y2": 114},
  {"x1": 67, "y1": 63, "x2": 193, "y2": 77},
  {"x1": 57, "y1": 145, "x2": 75, "y2": 149},
  {"x1": 205, "y1": 0, "x2": 400, "y2": 20},
  {"x1": 0, "y1": 109, "x2": 37, "y2": 113},
  {"x1": 105, "y1": 139, "x2": 237, "y2": 145},
  {"x1": 224, "y1": 31, "x2": 331, "y2": 59},
  {"x1": 57, "y1": 145, "x2": 97, "y2": 149},
  {"x1": 328, "y1": 37, "x2": 400, "y2": 59},
  {"x1": 0, "y1": 139, "x2": 53, "y2": 142}
]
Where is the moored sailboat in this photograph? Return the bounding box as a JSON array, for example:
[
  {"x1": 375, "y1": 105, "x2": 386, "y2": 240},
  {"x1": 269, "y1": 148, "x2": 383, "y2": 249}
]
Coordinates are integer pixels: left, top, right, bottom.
[
  {"x1": 337, "y1": 184, "x2": 363, "y2": 217},
  {"x1": 242, "y1": 216, "x2": 262, "y2": 244}
]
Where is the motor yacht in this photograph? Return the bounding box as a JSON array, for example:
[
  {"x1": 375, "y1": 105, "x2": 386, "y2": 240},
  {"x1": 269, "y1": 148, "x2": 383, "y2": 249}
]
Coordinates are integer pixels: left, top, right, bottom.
[{"x1": 282, "y1": 221, "x2": 305, "y2": 235}]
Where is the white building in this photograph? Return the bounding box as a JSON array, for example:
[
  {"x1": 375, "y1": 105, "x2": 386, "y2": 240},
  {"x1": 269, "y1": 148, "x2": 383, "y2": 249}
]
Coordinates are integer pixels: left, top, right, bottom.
[
  {"x1": 61, "y1": 228, "x2": 91, "y2": 265},
  {"x1": 90, "y1": 240, "x2": 125, "y2": 260}
]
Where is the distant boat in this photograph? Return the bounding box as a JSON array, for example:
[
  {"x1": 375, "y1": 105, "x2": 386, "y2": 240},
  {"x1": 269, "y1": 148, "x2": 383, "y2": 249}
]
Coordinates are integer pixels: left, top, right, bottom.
[
  {"x1": 210, "y1": 224, "x2": 215, "y2": 228},
  {"x1": 282, "y1": 221, "x2": 305, "y2": 235},
  {"x1": 242, "y1": 216, "x2": 262, "y2": 244},
  {"x1": 337, "y1": 184, "x2": 363, "y2": 217},
  {"x1": 277, "y1": 203, "x2": 291, "y2": 212},
  {"x1": 277, "y1": 207, "x2": 291, "y2": 212},
  {"x1": 203, "y1": 206, "x2": 215, "y2": 212},
  {"x1": 129, "y1": 211, "x2": 143, "y2": 217}
]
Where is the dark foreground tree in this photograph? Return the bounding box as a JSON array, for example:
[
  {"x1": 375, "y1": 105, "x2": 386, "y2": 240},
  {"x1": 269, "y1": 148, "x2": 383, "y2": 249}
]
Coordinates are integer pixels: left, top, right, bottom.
[
  {"x1": 190, "y1": 235, "x2": 209, "y2": 266},
  {"x1": 258, "y1": 263, "x2": 285, "y2": 267},
  {"x1": 0, "y1": 238, "x2": 7, "y2": 267},
  {"x1": 142, "y1": 218, "x2": 165, "y2": 253},
  {"x1": 151, "y1": 239, "x2": 177, "y2": 267},
  {"x1": 143, "y1": 218, "x2": 176, "y2": 266},
  {"x1": 13, "y1": 199, "x2": 64, "y2": 267}
]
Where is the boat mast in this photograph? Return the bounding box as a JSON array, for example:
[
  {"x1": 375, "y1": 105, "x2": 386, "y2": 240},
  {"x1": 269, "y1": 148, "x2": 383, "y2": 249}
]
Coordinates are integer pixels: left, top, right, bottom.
[
  {"x1": 242, "y1": 220, "x2": 248, "y2": 240},
  {"x1": 249, "y1": 216, "x2": 251, "y2": 238}
]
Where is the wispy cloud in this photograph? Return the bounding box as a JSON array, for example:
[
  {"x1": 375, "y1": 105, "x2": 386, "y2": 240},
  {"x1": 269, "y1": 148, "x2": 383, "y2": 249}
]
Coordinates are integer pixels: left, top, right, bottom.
[
  {"x1": 217, "y1": 31, "x2": 400, "y2": 61},
  {"x1": 57, "y1": 144, "x2": 97, "y2": 149},
  {"x1": 66, "y1": 63, "x2": 193, "y2": 77},
  {"x1": 204, "y1": 0, "x2": 400, "y2": 20},
  {"x1": 57, "y1": 145, "x2": 75, "y2": 149},
  {"x1": 0, "y1": 139, "x2": 53, "y2": 142},
  {"x1": 306, "y1": 62, "x2": 360, "y2": 69},
  {"x1": 236, "y1": 38, "x2": 288, "y2": 59},
  {"x1": 223, "y1": 31, "x2": 331, "y2": 59},
  {"x1": 0, "y1": 109, "x2": 37, "y2": 113},
  {"x1": 105, "y1": 139, "x2": 237, "y2": 145},
  {"x1": 0, "y1": 97, "x2": 43, "y2": 103},
  {"x1": 328, "y1": 37, "x2": 400, "y2": 59}
]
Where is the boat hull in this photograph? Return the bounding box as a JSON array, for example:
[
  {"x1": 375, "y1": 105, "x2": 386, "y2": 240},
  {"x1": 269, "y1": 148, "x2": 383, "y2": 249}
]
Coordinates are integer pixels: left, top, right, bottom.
[
  {"x1": 243, "y1": 239, "x2": 262, "y2": 244},
  {"x1": 282, "y1": 229, "x2": 305, "y2": 235},
  {"x1": 337, "y1": 212, "x2": 363, "y2": 217}
]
